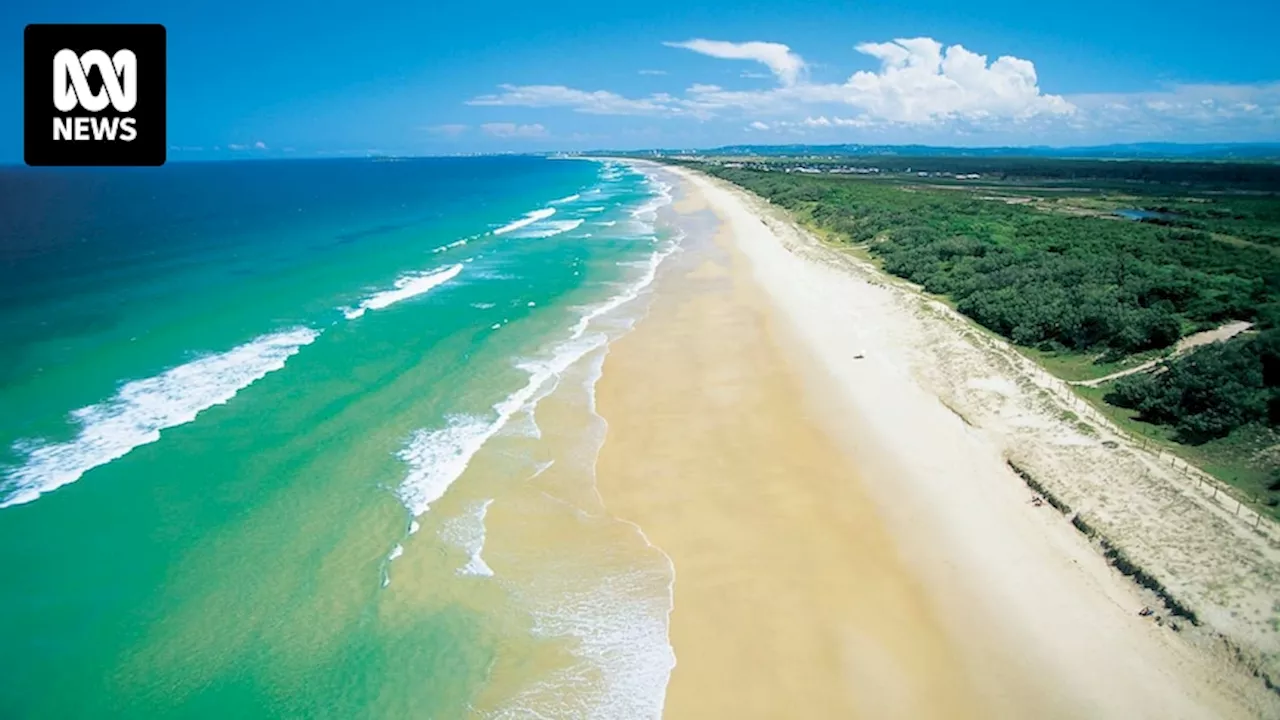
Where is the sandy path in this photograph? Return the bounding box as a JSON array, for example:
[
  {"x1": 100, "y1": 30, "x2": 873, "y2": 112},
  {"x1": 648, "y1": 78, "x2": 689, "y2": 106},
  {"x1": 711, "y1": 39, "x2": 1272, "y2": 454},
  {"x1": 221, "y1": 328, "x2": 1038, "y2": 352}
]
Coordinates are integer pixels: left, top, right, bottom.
[
  {"x1": 1073, "y1": 320, "x2": 1254, "y2": 387},
  {"x1": 595, "y1": 163, "x2": 1276, "y2": 718}
]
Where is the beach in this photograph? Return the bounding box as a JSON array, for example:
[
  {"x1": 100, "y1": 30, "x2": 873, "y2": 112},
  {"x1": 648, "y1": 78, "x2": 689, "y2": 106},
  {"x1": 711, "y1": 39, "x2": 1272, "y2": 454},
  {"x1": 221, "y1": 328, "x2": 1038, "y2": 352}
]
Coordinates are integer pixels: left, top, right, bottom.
[
  {"x1": 3, "y1": 155, "x2": 1276, "y2": 717},
  {"x1": 595, "y1": 162, "x2": 1279, "y2": 718}
]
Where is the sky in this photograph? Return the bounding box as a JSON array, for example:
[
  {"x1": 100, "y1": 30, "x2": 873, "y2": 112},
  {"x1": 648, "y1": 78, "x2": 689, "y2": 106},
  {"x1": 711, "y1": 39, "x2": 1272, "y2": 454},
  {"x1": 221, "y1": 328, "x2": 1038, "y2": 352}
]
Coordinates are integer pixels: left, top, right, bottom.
[{"x1": 2, "y1": 0, "x2": 1279, "y2": 161}]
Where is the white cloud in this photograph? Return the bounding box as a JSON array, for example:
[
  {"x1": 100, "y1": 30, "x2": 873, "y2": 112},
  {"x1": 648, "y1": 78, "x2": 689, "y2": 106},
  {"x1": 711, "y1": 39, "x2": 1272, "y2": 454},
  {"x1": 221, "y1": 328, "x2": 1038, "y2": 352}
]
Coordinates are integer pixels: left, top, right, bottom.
[
  {"x1": 424, "y1": 123, "x2": 468, "y2": 136},
  {"x1": 471, "y1": 38, "x2": 1071, "y2": 128},
  {"x1": 749, "y1": 121, "x2": 770, "y2": 130},
  {"x1": 666, "y1": 37, "x2": 1076, "y2": 127},
  {"x1": 253, "y1": 140, "x2": 268, "y2": 150},
  {"x1": 841, "y1": 38, "x2": 1074, "y2": 123},
  {"x1": 666, "y1": 39, "x2": 807, "y2": 86},
  {"x1": 638, "y1": 69, "x2": 668, "y2": 76},
  {"x1": 789, "y1": 115, "x2": 873, "y2": 129},
  {"x1": 1066, "y1": 82, "x2": 1280, "y2": 139},
  {"x1": 481, "y1": 122, "x2": 548, "y2": 138},
  {"x1": 463, "y1": 37, "x2": 1280, "y2": 140},
  {"x1": 468, "y1": 84, "x2": 679, "y2": 115},
  {"x1": 227, "y1": 143, "x2": 246, "y2": 151}
]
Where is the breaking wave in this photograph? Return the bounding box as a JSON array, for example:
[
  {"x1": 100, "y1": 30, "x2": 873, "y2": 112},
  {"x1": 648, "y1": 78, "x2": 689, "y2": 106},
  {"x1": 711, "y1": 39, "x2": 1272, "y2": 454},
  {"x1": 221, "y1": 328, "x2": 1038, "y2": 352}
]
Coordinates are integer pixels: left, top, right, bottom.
[{"x1": 0, "y1": 327, "x2": 320, "y2": 509}]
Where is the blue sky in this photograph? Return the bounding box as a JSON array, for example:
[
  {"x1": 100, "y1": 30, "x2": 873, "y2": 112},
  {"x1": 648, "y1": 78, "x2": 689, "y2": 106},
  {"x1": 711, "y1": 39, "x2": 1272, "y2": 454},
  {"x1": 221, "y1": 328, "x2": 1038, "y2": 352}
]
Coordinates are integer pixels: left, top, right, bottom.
[{"x1": 3, "y1": 0, "x2": 1278, "y2": 161}]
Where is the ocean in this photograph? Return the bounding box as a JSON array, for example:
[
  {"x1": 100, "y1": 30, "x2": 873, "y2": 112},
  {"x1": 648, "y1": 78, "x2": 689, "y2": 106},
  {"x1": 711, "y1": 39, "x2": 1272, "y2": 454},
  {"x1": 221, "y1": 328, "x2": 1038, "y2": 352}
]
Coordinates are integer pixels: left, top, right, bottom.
[{"x1": 0, "y1": 156, "x2": 679, "y2": 717}]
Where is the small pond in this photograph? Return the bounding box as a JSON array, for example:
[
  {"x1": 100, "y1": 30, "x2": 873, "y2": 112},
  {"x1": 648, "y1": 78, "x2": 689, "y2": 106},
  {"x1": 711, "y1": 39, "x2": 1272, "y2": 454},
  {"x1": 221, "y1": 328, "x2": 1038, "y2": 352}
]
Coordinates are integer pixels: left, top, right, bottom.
[{"x1": 1114, "y1": 208, "x2": 1184, "y2": 222}]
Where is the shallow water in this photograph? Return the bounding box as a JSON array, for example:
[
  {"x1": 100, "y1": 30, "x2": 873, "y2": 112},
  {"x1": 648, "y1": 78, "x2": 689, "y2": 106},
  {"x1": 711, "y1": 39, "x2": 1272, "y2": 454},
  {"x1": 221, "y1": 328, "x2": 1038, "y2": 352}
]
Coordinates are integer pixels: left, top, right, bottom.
[{"x1": 0, "y1": 156, "x2": 679, "y2": 717}]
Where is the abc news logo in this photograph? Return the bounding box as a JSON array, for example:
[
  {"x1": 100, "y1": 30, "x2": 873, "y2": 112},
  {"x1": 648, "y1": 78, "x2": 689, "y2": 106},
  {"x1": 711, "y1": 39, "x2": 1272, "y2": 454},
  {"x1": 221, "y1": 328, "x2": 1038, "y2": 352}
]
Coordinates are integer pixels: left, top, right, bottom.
[{"x1": 25, "y1": 24, "x2": 166, "y2": 166}]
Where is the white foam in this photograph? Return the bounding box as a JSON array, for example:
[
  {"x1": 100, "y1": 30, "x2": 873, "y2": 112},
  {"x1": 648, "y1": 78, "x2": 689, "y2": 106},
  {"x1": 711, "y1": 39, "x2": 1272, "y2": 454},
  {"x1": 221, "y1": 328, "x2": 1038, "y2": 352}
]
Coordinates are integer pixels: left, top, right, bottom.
[
  {"x1": 550, "y1": 193, "x2": 581, "y2": 205},
  {"x1": 389, "y1": 169, "x2": 683, "y2": 605},
  {"x1": 515, "y1": 219, "x2": 584, "y2": 239},
  {"x1": 343, "y1": 264, "x2": 462, "y2": 319},
  {"x1": 493, "y1": 207, "x2": 556, "y2": 235},
  {"x1": 492, "y1": 562, "x2": 675, "y2": 719},
  {"x1": 472, "y1": 302, "x2": 496, "y2": 310},
  {"x1": 0, "y1": 327, "x2": 320, "y2": 509},
  {"x1": 439, "y1": 499, "x2": 495, "y2": 576},
  {"x1": 455, "y1": 166, "x2": 684, "y2": 716},
  {"x1": 395, "y1": 330, "x2": 607, "y2": 519},
  {"x1": 569, "y1": 237, "x2": 681, "y2": 341},
  {"x1": 432, "y1": 238, "x2": 469, "y2": 254},
  {"x1": 629, "y1": 178, "x2": 674, "y2": 226},
  {"x1": 393, "y1": 233, "x2": 680, "y2": 522}
]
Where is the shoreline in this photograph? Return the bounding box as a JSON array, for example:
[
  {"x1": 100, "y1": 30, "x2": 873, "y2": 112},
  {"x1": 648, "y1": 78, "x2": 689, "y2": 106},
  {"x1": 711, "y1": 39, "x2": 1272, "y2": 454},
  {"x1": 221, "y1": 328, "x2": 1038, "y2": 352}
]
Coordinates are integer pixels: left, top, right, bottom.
[{"x1": 594, "y1": 160, "x2": 1278, "y2": 717}]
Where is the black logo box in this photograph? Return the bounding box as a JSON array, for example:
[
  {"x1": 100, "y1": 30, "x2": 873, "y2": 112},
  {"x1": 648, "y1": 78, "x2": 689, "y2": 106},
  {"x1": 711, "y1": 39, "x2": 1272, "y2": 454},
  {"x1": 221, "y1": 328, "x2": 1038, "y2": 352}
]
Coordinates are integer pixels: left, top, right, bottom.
[{"x1": 24, "y1": 24, "x2": 166, "y2": 167}]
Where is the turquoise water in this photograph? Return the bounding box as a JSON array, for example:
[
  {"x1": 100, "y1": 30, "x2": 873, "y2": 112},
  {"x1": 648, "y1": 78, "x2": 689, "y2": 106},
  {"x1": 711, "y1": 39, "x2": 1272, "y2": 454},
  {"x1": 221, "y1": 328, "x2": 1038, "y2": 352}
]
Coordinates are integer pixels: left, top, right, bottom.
[{"x1": 0, "y1": 157, "x2": 678, "y2": 717}]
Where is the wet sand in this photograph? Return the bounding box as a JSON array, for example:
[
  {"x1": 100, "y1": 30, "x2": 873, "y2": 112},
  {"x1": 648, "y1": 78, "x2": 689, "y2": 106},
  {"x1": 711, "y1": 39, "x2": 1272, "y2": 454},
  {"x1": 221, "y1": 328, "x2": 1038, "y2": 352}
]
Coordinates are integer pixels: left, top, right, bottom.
[{"x1": 594, "y1": 196, "x2": 988, "y2": 719}]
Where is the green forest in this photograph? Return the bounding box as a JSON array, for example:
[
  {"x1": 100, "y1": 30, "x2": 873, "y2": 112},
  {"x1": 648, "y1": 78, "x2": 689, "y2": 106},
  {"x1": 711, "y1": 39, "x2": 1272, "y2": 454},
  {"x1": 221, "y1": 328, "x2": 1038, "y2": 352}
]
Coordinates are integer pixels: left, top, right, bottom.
[{"x1": 689, "y1": 161, "x2": 1280, "y2": 509}]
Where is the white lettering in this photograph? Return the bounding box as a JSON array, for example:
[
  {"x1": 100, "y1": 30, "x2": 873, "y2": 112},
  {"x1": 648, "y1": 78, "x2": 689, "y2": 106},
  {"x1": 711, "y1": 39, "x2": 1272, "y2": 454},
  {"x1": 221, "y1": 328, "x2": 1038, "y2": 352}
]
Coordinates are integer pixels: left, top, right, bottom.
[
  {"x1": 119, "y1": 118, "x2": 137, "y2": 142},
  {"x1": 53, "y1": 117, "x2": 73, "y2": 140},
  {"x1": 90, "y1": 117, "x2": 120, "y2": 141},
  {"x1": 74, "y1": 117, "x2": 90, "y2": 140}
]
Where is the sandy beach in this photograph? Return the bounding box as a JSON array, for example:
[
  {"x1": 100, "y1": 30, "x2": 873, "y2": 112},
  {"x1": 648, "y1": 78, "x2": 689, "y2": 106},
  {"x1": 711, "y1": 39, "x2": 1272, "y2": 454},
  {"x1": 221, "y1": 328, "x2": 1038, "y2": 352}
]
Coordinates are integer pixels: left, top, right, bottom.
[{"x1": 594, "y1": 162, "x2": 1280, "y2": 718}]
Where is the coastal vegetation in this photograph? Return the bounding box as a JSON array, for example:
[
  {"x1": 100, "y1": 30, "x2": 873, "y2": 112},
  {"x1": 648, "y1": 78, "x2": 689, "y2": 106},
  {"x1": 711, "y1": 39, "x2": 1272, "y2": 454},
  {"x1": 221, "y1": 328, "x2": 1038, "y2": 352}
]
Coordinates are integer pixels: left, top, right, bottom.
[{"x1": 682, "y1": 157, "x2": 1280, "y2": 513}]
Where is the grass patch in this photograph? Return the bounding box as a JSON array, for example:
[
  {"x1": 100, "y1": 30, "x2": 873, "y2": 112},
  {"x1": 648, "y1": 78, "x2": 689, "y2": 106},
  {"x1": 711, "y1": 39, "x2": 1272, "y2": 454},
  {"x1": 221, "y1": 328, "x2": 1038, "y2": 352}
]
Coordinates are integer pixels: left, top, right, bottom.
[
  {"x1": 1075, "y1": 384, "x2": 1280, "y2": 520},
  {"x1": 1020, "y1": 346, "x2": 1164, "y2": 383}
]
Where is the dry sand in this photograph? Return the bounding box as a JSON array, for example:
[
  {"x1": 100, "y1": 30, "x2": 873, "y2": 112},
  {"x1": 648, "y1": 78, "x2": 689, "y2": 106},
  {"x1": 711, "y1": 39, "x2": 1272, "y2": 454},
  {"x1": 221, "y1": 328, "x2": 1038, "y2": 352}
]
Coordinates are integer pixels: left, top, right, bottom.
[{"x1": 594, "y1": 162, "x2": 1280, "y2": 718}]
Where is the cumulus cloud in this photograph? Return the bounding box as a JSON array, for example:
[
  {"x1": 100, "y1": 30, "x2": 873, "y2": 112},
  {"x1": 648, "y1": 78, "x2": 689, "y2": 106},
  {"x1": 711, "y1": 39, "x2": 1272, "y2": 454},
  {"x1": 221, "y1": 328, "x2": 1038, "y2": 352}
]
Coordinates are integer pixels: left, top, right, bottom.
[
  {"x1": 253, "y1": 140, "x2": 268, "y2": 150},
  {"x1": 481, "y1": 122, "x2": 548, "y2": 138},
  {"x1": 468, "y1": 84, "x2": 681, "y2": 116},
  {"x1": 638, "y1": 69, "x2": 668, "y2": 76},
  {"x1": 666, "y1": 39, "x2": 807, "y2": 86},
  {"x1": 748, "y1": 121, "x2": 770, "y2": 130},
  {"x1": 842, "y1": 38, "x2": 1074, "y2": 123}
]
